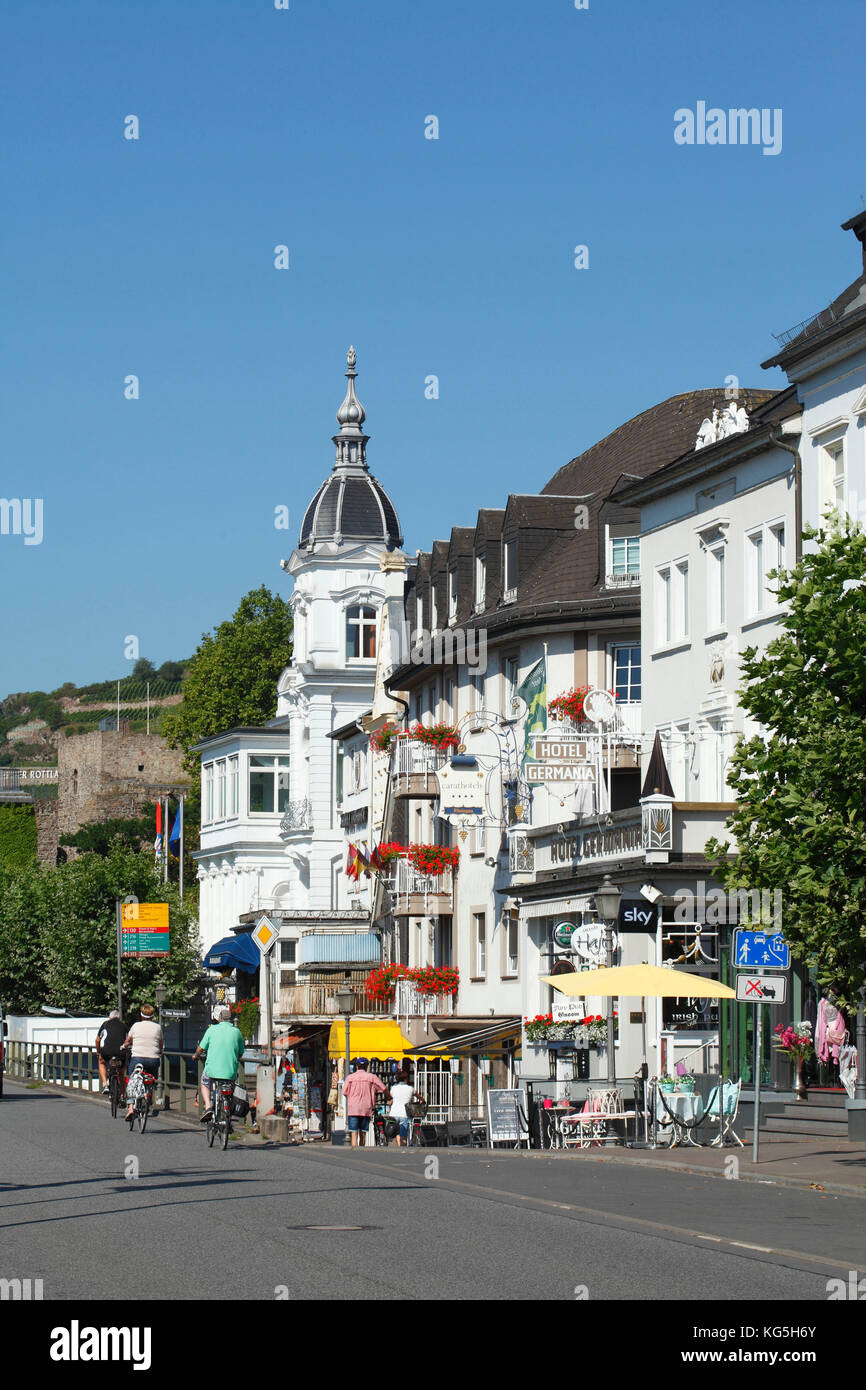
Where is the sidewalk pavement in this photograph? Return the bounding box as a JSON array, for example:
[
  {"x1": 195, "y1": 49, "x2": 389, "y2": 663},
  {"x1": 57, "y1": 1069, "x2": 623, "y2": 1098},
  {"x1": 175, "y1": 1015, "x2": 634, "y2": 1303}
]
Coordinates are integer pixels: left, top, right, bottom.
[{"x1": 572, "y1": 1134, "x2": 866, "y2": 1195}]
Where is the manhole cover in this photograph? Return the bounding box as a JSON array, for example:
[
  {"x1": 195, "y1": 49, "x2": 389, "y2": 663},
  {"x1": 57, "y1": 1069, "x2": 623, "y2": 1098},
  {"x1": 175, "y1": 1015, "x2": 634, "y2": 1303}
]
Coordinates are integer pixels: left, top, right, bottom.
[{"x1": 287, "y1": 1224, "x2": 380, "y2": 1231}]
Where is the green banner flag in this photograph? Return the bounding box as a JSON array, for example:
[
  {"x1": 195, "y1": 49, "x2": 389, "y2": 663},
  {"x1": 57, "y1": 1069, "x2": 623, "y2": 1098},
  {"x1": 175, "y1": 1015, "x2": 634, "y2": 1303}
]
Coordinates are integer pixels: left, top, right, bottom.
[{"x1": 517, "y1": 657, "x2": 547, "y2": 767}]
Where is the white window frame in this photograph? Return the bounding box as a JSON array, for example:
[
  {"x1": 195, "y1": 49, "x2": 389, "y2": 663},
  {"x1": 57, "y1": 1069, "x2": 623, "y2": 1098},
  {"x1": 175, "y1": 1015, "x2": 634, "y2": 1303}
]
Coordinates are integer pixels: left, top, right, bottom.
[
  {"x1": 655, "y1": 559, "x2": 689, "y2": 647},
  {"x1": 706, "y1": 539, "x2": 727, "y2": 632},
  {"x1": 448, "y1": 569, "x2": 458, "y2": 623},
  {"x1": 502, "y1": 911, "x2": 519, "y2": 978},
  {"x1": 503, "y1": 656, "x2": 519, "y2": 715},
  {"x1": 475, "y1": 554, "x2": 486, "y2": 611},
  {"x1": 744, "y1": 519, "x2": 786, "y2": 620},
  {"x1": 609, "y1": 641, "x2": 641, "y2": 703},
  {"x1": 473, "y1": 910, "x2": 487, "y2": 978},
  {"x1": 503, "y1": 538, "x2": 517, "y2": 601},
  {"x1": 216, "y1": 759, "x2": 226, "y2": 820},
  {"x1": 203, "y1": 762, "x2": 214, "y2": 824},
  {"x1": 346, "y1": 604, "x2": 377, "y2": 662},
  {"x1": 822, "y1": 437, "x2": 847, "y2": 519},
  {"x1": 249, "y1": 754, "x2": 291, "y2": 817},
  {"x1": 227, "y1": 755, "x2": 239, "y2": 817}
]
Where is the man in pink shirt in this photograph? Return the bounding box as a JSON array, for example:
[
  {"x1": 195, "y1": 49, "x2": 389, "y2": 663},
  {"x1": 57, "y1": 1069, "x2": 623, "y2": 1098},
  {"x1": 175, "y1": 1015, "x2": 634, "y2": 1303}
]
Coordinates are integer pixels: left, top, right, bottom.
[{"x1": 341, "y1": 1059, "x2": 386, "y2": 1147}]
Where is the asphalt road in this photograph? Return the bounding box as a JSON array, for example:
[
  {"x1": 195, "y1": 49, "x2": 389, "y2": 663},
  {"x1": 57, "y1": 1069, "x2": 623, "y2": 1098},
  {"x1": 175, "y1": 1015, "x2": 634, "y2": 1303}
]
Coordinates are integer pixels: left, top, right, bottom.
[{"x1": 1, "y1": 1083, "x2": 863, "y2": 1302}]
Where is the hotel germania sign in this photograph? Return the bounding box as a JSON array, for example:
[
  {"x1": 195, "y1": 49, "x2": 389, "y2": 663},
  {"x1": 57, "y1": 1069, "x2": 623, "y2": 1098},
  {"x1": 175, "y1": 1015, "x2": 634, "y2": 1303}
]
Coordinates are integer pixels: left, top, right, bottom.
[{"x1": 546, "y1": 819, "x2": 643, "y2": 866}]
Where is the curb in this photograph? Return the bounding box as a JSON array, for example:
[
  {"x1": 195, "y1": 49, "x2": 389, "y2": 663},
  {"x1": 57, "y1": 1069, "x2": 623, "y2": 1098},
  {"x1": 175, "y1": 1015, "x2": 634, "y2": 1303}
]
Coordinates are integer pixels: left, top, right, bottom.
[{"x1": 7, "y1": 1079, "x2": 864, "y2": 1194}]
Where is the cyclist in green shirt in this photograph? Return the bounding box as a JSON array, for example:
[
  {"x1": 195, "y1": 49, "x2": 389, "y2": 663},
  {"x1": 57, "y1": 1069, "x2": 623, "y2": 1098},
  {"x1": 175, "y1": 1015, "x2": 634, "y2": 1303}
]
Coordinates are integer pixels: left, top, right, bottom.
[{"x1": 194, "y1": 1007, "x2": 245, "y2": 1122}]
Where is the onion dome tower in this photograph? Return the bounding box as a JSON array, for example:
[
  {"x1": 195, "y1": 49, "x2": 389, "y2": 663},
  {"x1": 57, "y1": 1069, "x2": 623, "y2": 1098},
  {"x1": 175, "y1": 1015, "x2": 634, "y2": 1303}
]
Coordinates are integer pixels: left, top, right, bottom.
[{"x1": 299, "y1": 347, "x2": 403, "y2": 553}]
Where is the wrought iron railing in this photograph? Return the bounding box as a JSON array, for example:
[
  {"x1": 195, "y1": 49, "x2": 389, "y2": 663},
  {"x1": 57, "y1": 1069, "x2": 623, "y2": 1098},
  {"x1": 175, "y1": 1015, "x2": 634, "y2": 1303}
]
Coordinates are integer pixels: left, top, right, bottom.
[
  {"x1": 4, "y1": 1042, "x2": 206, "y2": 1115},
  {"x1": 393, "y1": 739, "x2": 446, "y2": 776},
  {"x1": 280, "y1": 798, "x2": 312, "y2": 833}
]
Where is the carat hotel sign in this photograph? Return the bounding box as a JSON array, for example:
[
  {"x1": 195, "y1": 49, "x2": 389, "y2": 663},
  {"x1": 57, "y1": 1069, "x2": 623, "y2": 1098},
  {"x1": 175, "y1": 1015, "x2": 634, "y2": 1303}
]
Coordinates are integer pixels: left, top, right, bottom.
[{"x1": 436, "y1": 762, "x2": 485, "y2": 820}]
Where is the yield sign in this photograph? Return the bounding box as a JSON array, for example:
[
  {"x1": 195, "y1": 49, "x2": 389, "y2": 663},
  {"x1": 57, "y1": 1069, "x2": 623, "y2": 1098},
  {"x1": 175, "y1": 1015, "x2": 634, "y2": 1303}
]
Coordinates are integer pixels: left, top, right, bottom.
[
  {"x1": 252, "y1": 914, "x2": 278, "y2": 954},
  {"x1": 735, "y1": 972, "x2": 787, "y2": 1004}
]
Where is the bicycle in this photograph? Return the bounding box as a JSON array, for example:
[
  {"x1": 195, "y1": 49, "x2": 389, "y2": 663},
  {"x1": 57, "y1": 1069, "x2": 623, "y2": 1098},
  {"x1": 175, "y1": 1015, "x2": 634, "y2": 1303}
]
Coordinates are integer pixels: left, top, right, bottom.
[
  {"x1": 126, "y1": 1065, "x2": 156, "y2": 1133},
  {"x1": 205, "y1": 1078, "x2": 234, "y2": 1151},
  {"x1": 107, "y1": 1056, "x2": 126, "y2": 1120}
]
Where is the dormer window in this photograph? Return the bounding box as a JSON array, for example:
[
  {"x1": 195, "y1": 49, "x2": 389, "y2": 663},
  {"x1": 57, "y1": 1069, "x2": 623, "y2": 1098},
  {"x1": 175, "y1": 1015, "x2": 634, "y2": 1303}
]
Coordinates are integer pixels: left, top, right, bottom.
[
  {"x1": 448, "y1": 570, "x2": 458, "y2": 623},
  {"x1": 606, "y1": 529, "x2": 641, "y2": 588},
  {"x1": 431, "y1": 588, "x2": 438, "y2": 632},
  {"x1": 347, "y1": 604, "x2": 377, "y2": 660},
  {"x1": 475, "y1": 555, "x2": 486, "y2": 610},
  {"x1": 503, "y1": 538, "x2": 517, "y2": 602}
]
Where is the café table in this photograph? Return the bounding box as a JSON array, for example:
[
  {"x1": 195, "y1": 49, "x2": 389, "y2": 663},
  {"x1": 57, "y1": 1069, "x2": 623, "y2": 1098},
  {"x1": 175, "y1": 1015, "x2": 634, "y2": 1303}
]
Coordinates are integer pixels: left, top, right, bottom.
[{"x1": 655, "y1": 1088, "x2": 703, "y2": 1148}]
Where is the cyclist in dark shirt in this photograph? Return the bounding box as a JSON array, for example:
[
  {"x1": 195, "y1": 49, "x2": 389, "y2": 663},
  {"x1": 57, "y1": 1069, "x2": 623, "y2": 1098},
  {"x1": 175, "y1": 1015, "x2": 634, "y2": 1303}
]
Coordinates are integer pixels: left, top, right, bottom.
[{"x1": 95, "y1": 1011, "x2": 128, "y2": 1095}]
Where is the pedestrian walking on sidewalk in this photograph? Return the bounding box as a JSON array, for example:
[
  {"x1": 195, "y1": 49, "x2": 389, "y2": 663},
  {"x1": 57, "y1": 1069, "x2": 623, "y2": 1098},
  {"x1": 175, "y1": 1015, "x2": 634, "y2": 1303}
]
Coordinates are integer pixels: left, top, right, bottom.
[{"x1": 342, "y1": 1059, "x2": 386, "y2": 1147}]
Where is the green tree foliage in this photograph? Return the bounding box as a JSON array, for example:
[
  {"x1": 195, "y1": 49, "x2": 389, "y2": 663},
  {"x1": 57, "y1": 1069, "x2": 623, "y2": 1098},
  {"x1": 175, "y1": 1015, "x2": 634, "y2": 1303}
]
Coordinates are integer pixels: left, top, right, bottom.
[
  {"x1": 0, "y1": 805, "x2": 38, "y2": 869},
  {"x1": 0, "y1": 845, "x2": 201, "y2": 1014},
  {"x1": 162, "y1": 585, "x2": 293, "y2": 781},
  {"x1": 132, "y1": 658, "x2": 157, "y2": 679},
  {"x1": 59, "y1": 805, "x2": 156, "y2": 858},
  {"x1": 156, "y1": 660, "x2": 185, "y2": 682},
  {"x1": 706, "y1": 522, "x2": 866, "y2": 1008}
]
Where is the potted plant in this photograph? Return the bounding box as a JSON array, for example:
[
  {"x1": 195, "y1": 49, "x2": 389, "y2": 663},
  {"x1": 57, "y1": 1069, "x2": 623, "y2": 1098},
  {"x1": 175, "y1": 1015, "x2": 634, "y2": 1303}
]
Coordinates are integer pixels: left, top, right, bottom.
[
  {"x1": 659, "y1": 1073, "x2": 676, "y2": 1093},
  {"x1": 231, "y1": 997, "x2": 260, "y2": 1044},
  {"x1": 773, "y1": 1021, "x2": 814, "y2": 1101}
]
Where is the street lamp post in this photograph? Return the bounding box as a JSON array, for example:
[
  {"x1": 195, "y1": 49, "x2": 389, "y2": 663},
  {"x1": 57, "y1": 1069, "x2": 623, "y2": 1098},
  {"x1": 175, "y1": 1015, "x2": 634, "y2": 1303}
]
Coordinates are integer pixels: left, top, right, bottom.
[
  {"x1": 335, "y1": 981, "x2": 356, "y2": 1144},
  {"x1": 154, "y1": 978, "x2": 167, "y2": 1107},
  {"x1": 595, "y1": 875, "x2": 621, "y2": 1086},
  {"x1": 856, "y1": 985, "x2": 866, "y2": 1103}
]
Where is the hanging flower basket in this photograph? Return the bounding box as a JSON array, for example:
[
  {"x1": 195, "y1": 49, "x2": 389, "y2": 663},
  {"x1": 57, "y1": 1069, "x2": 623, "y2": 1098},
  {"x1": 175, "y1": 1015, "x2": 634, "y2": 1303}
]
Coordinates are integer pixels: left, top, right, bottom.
[
  {"x1": 407, "y1": 722, "x2": 461, "y2": 752},
  {"x1": 548, "y1": 688, "x2": 618, "y2": 724},
  {"x1": 365, "y1": 963, "x2": 460, "y2": 1001},
  {"x1": 376, "y1": 842, "x2": 460, "y2": 875},
  {"x1": 369, "y1": 725, "x2": 401, "y2": 754}
]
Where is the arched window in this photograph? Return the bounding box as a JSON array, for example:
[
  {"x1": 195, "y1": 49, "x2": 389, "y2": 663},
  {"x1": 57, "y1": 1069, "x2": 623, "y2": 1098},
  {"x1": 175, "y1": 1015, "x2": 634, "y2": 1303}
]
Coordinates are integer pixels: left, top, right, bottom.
[{"x1": 346, "y1": 605, "x2": 377, "y2": 660}]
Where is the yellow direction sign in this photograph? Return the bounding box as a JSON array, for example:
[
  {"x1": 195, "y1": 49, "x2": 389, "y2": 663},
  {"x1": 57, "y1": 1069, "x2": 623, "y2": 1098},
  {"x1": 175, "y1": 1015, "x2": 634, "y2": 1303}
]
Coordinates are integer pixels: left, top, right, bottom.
[
  {"x1": 121, "y1": 903, "x2": 169, "y2": 928},
  {"x1": 252, "y1": 915, "x2": 277, "y2": 954}
]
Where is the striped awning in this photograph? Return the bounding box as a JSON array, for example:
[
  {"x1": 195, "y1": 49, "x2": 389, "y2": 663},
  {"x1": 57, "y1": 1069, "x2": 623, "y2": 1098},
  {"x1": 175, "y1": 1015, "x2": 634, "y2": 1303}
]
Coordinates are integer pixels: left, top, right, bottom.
[{"x1": 404, "y1": 1018, "x2": 521, "y2": 1058}]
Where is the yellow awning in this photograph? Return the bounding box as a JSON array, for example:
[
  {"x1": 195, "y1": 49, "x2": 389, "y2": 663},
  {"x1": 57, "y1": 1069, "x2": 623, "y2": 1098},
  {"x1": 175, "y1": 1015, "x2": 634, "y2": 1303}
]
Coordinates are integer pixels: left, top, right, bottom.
[{"x1": 327, "y1": 1019, "x2": 414, "y2": 1059}]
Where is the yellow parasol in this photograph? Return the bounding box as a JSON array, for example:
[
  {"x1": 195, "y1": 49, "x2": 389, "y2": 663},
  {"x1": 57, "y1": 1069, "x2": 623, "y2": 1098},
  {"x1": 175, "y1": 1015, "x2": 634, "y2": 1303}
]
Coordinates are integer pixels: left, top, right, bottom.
[{"x1": 540, "y1": 962, "x2": 736, "y2": 998}]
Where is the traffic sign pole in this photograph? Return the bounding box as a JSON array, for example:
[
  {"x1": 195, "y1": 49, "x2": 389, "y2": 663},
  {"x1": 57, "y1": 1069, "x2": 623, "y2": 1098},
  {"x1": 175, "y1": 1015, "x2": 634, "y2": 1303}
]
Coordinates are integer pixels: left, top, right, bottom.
[
  {"x1": 115, "y1": 900, "x2": 123, "y2": 1018},
  {"x1": 753, "y1": 1003, "x2": 762, "y2": 1166}
]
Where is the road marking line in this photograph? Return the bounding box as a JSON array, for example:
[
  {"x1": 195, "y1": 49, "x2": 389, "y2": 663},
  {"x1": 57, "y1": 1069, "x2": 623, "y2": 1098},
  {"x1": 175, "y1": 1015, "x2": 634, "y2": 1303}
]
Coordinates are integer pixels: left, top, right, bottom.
[{"x1": 301, "y1": 1149, "x2": 856, "y2": 1276}]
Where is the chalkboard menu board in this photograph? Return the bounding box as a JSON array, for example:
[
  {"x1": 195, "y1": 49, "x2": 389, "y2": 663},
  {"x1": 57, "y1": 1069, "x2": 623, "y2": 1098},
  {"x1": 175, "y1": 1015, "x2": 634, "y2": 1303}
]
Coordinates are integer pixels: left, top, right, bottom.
[{"x1": 486, "y1": 1088, "x2": 529, "y2": 1146}]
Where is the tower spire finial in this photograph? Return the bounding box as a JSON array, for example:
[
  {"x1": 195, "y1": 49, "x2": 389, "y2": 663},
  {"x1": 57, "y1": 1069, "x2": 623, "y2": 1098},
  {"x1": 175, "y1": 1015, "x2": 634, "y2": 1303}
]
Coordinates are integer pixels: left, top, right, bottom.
[{"x1": 333, "y1": 345, "x2": 369, "y2": 470}]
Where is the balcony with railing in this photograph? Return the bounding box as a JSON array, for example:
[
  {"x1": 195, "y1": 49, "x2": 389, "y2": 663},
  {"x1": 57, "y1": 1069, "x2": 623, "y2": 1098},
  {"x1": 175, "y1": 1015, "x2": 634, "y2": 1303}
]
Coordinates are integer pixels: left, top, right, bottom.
[
  {"x1": 604, "y1": 571, "x2": 641, "y2": 590},
  {"x1": 391, "y1": 737, "x2": 446, "y2": 799},
  {"x1": 386, "y1": 856, "x2": 455, "y2": 916},
  {"x1": 279, "y1": 981, "x2": 391, "y2": 1018},
  {"x1": 394, "y1": 978, "x2": 455, "y2": 1019}
]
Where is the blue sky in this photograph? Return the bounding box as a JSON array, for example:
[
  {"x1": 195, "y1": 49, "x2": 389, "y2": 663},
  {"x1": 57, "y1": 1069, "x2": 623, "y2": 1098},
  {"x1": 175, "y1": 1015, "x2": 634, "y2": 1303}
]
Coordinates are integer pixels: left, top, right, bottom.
[{"x1": 2, "y1": 0, "x2": 864, "y2": 694}]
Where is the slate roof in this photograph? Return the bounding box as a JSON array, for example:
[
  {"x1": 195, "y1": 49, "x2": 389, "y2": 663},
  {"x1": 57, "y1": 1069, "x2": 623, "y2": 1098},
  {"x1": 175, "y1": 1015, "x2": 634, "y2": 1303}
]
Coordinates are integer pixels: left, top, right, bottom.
[{"x1": 543, "y1": 388, "x2": 774, "y2": 497}]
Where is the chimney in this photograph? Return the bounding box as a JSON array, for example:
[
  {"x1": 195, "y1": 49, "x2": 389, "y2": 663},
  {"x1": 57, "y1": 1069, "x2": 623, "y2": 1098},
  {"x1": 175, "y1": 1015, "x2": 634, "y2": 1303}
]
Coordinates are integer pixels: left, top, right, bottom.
[{"x1": 841, "y1": 209, "x2": 866, "y2": 274}]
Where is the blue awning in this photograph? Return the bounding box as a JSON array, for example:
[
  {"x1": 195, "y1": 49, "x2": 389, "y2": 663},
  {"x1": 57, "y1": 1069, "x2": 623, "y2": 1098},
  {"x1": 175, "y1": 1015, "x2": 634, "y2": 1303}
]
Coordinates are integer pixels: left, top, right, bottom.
[{"x1": 204, "y1": 932, "x2": 261, "y2": 972}]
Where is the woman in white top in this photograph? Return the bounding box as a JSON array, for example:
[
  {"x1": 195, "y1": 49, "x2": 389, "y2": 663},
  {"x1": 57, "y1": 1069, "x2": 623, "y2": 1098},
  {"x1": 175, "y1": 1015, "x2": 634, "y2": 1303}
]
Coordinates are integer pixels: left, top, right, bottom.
[{"x1": 387, "y1": 1071, "x2": 419, "y2": 1147}]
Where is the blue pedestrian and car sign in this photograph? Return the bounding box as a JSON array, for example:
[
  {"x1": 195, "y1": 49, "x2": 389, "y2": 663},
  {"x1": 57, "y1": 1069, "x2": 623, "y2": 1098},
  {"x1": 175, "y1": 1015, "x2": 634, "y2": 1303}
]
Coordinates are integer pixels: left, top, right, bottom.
[{"x1": 733, "y1": 929, "x2": 790, "y2": 970}]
